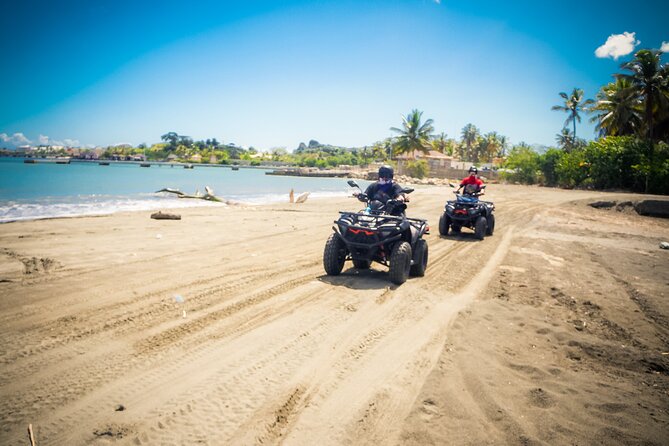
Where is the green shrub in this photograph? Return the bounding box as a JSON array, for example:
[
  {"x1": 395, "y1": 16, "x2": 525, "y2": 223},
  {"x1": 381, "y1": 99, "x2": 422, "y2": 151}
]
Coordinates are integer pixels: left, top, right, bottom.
[
  {"x1": 503, "y1": 145, "x2": 540, "y2": 184},
  {"x1": 555, "y1": 149, "x2": 588, "y2": 188},
  {"x1": 539, "y1": 148, "x2": 562, "y2": 186},
  {"x1": 406, "y1": 160, "x2": 429, "y2": 179}
]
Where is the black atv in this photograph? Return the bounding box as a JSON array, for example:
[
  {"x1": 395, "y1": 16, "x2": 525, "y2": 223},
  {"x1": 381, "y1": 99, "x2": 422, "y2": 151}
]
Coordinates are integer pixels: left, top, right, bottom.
[
  {"x1": 438, "y1": 184, "x2": 495, "y2": 240},
  {"x1": 323, "y1": 180, "x2": 429, "y2": 285}
]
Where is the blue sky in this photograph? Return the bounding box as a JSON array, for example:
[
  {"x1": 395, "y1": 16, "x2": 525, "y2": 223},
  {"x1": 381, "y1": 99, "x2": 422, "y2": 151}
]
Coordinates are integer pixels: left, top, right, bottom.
[{"x1": 1, "y1": 0, "x2": 667, "y2": 151}]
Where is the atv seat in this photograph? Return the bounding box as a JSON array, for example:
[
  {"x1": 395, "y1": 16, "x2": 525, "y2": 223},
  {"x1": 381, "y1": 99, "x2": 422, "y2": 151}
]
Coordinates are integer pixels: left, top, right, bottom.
[{"x1": 457, "y1": 194, "x2": 479, "y2": 204}]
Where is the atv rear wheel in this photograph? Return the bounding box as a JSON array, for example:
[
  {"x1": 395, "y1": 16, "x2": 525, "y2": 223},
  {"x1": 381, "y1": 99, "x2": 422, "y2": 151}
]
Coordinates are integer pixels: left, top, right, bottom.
[
  {"x1": 389, "y1": 241, "x2": 412, "y2": 285},
  {"x1": 409, "y1": 239, "x2": 428, "y2": 277},
  {"x1": 486, "y1": 213, "x2": 495, "y2": 236},
  {"x1": 323, "y1": 233, "x2": 347, "y2": 275},
  {"x1": 474, "y1": 216, "x2": 487, "y2": 240},
  {"x1": 438, "y1": 213, "x2": 450, "y2": 236},
  {"x1": 352, "y1": 259, "x2": 371, "y2": 269}
]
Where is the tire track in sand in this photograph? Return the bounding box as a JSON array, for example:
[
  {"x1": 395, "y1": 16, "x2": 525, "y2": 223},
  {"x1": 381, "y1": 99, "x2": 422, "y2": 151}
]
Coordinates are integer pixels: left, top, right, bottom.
[{"x1": 222, "y1": 226, "x2": 517, "y2": 446}]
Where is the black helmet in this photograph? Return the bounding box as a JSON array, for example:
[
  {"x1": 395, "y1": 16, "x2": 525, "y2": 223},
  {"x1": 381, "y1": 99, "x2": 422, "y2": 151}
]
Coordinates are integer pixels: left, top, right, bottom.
[
  {"x1": 468, "y1": 166, "x2": 478, "y2": 174},
  {"x1": 378, "y1": 165, "x2": 394, "y2": 179}
]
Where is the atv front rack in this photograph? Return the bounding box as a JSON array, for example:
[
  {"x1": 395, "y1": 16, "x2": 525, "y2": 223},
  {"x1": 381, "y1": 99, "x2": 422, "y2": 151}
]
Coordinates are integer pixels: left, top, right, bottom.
[{"x1": 336, "y1": 211, "x2": 427, "y2": 226}]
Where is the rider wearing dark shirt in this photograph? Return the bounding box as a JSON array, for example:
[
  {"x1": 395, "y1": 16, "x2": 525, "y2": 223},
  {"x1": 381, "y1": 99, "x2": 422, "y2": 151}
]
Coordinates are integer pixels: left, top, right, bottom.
[{"x1": 363, "y1": 165, "x2": 406, "y2": 203}]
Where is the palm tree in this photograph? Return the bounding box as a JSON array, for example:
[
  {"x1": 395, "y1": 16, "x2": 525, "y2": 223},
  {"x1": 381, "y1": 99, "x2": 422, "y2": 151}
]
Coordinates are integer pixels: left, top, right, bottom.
[
  {"x1": 618, "y1": 49, "x2": 669, "y2": 192},
  {"x1": 460, "y1": 123, "x2": 480, "y2": 162},
  {"x1": 497, "y1": 135, "x2": 508, "y2": 158},
  {"x1": 430, "y1": 132, "x2": 449, "y2": 154},
  {"x1": 588, "y1": 78, "x2": 642, "y2": 137},
  {"x1": 555, "y1": 128, "x2": 576, "y2": 152},
  {"x1": 618, "y1": 49, "x2": 667, "y2": 143},
  {"x1": 481, "y1": 132, "x2": 502, "y2": 162},
  {"x1": 551, "y1": 88, "x2": 594, "y2": 138},
  {"x1": 390, "y1": 109, "x2": 434, "y2": 156}
]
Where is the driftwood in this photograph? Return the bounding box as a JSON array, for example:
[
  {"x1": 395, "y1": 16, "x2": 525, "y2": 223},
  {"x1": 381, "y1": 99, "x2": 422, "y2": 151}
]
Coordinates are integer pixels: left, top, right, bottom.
[
  {"x1": 156, "y1": 187, "x2": 241, "y2": 205},
  {"x1": 295, "y1": 192, "x2": 310, "y2": 203},
  {"x1": 157, "y1": 187, "x2": 310, "y2": 205},
  {"x1": 151, "y1": 211, "x2": 181, "y2": 220},
  {"x1": 28, "y1": 423, "x2": 36, "y2": 446}
]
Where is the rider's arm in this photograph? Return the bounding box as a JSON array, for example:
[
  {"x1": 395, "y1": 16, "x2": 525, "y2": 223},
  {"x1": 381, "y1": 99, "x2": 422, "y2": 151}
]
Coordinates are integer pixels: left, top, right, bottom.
[{"x1": 392, "y1": 183, "x2": 407, "y2": 202}]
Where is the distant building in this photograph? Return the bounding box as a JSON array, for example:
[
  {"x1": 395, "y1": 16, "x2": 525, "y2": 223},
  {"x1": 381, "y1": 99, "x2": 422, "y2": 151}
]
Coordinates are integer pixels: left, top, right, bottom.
[{"x1": 395, "y1": 150, "x2": 452, "y2": 176}]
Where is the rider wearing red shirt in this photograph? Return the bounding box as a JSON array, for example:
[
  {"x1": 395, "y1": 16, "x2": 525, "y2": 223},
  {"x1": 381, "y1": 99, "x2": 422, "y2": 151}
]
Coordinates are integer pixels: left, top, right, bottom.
[{"x1": 458, "y1": 166, "x2": 484, "y2": 195}]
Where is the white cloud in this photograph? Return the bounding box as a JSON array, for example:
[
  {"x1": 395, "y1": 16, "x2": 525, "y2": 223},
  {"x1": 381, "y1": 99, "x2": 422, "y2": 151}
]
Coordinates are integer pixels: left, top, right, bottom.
[
  {"x1": 0, "y1": 132, "x2": 32, "y2": 149},
  {"x1": 595, "y1": 32, "x2": 639, "y2": 59},
  {"x1": 36, "y1": 134, "x2": 81, "y2": 147},
  {"x1": 661, "y1": 41, "x2": 669, "y2": 52}
]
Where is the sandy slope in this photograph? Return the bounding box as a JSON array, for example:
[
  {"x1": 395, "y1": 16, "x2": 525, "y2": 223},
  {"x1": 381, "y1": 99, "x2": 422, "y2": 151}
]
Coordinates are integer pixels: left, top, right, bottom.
[{"x1": 0, "y1": 184, "x2": 667, "y2": 445}]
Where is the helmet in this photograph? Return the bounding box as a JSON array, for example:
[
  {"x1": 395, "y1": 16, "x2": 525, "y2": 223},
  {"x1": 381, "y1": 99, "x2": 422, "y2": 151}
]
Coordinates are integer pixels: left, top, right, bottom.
[
  {"x1": 468, "y1": 166, "x2": 478, "y2": 174},
  {"x1": 378, "y1": 165, "x2": 394, "y2": 179}
]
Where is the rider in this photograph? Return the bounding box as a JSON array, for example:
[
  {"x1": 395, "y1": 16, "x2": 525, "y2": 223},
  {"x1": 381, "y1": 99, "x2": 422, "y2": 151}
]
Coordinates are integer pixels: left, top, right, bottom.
[
  {"x1": 457, "y1": 166, "x2": 484, "y2": 196},
  {"x1": 360, "y1": 165, "x2": 407, "y2": 204}
]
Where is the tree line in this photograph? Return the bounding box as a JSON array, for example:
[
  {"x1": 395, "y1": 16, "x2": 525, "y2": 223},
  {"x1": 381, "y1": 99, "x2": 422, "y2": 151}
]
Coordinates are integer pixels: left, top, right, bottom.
[{"x1": 512, "y1": 48, "x2": 669, "y2": 194}]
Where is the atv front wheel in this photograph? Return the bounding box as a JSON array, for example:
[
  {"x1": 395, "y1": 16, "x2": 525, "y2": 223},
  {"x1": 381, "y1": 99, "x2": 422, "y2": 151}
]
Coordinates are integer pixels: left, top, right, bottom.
[
  {"x1": 410, "y1": 239, "x2": 428, "y2": 277},
  {"x1": 438, "y1": 213, "x2": 450, "y2": 236},
  {"x1": 389, "y1": 241, "x2": 412, "y2": 285},
  {"x1": 486, "y1": 213, "x2": 495, "y2": 236},
  {"x1": 352, "y1": 259, "x2": 371, "y2": 269},
  {"x1": 474, "y1": 216, "x2": 487, "y2": 240},
  {"x1": 323, "y1": 233, "x2": 347, "y2": 275}
]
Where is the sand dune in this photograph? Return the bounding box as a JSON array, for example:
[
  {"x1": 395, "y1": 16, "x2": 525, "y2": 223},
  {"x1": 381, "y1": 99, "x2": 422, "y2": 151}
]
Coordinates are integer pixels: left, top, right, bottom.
[{"x1": 0, "y1": 184, "x2": 667, "y2": 445}]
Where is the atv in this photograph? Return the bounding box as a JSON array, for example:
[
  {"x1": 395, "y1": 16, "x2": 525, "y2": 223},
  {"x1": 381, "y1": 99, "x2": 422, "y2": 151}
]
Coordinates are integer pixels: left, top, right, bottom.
[
  {"x1": 438, "y1": 184, "x2": 495, "y2": 240},
  {"x1": 323, "y1": 180, "x2": 429, "y2": 285}
]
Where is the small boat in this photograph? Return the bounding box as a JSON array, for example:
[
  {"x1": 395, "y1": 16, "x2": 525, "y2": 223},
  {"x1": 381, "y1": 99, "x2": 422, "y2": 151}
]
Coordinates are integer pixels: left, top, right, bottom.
[
  {"x1": 231, "y1": 166, "x2": 239, "y2": 171},
  {"x1": 140, "y1": 163, "x2": 151, "y2": 167},
  {"x1": 184, "y1": 164, "x2": 194, "y2": 169},
  {"x1": 24, "y1": 159, "x2": 36, "y2": 164},
  {"x1": 99, "y1": 162, "x2": 110, "y2": 166}
]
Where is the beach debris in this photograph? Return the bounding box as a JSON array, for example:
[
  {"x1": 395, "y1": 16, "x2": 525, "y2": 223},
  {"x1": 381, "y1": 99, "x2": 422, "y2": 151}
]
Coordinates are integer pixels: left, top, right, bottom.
[
  {"x1": 151, "y1": 211, "x2": 181, "y2": 220},
  {"x1": 660, "y1": 242, "x2": 669, "y2": 249},
  {"x1": 115, "y1": 404, "x2": 125, "y2": 411},
  {"x1": 28, "y1": 423, "x2": 36, "y2": 446},
  {"x1": 295, "y1": 192, "x2": 310, "y2": 203},
  {"x1": 174, "y1": 294, "x2": 186, "y2": 318},
  {"x1": 156, "y1": 187, "x2": 241, "y2": 205},
  {"x1": 289, "y1": 188, "x2": 294, "y2": 203}
]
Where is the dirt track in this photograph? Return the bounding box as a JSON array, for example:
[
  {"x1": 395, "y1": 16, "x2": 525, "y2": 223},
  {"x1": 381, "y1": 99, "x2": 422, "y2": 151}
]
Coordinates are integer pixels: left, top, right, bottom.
[{"x1": 0, "y1": 184, "x2": 667, "y2": 445}]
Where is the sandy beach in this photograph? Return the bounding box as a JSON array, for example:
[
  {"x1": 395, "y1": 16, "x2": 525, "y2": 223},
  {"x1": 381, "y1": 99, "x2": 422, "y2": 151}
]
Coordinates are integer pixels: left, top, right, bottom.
[{"x1": 1, "y1": 184, "x2": 668, "y2": 445}]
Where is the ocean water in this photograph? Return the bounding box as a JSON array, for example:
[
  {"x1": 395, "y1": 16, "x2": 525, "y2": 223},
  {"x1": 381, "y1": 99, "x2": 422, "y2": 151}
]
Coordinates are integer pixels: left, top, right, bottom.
[{"x1": 0, "y1": 158, "x2": 369, "y2": 223}]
